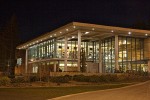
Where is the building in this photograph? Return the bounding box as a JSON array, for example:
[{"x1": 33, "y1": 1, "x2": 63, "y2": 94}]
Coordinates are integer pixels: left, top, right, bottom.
[{"x1": 16, "y1": 22, "x2": 150, "y2": 75}]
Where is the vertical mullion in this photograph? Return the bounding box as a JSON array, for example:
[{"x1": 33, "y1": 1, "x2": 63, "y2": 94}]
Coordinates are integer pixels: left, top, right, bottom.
[
  {"x1": 135, "y1": 38, "x2": 137, "y2": 71},
  {"x1": 111, "y1": 38, "x2": 112, "y2": 73},
  {"x1": 131, "y1": 38, "x2": 132, "y2": 70}
]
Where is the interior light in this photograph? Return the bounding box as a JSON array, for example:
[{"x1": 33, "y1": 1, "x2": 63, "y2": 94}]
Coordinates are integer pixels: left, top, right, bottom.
[
  {"x1": 72, "y1": 36, "x2": 75, "y2": 38},
  {"x1": 54, "y1": 34, "x2": 56, "y2": 36},
  {"x1": 41, "y1": 40, "x2": 42, "y2": 41},
  {"x1": 50, "y1": 35, "x2": 52, "y2": 37},
  {"x1": 92, "y1": 28, "x2": 95, "y2": 30},
  {"x1": 111, "y1": 30, "x2": 114, "y2": 32},
  {"x1": 60, "y1": 32, "x2": 62, "y2": 33}
]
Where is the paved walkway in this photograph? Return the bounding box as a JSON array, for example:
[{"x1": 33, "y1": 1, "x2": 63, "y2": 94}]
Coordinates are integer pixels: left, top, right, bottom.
[{"x1": 49, "y1": 81, "x2": 150, "y2": 100}]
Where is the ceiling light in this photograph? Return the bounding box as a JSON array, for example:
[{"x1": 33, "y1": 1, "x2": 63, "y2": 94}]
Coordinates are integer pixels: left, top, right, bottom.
[
  {"x1": 54, "y1": 34, "x2": 56, "y2": 36},
  {"x1": 50, "y1": 35, "x2": 52, "y2": 37},
  {"x1": 85, "y1": 32, "x2": 89, "y2": 34},
  {"x1": 60, "y1": 32, "x2": 62, "y2": 34},
  {"x1": 66, "y1": 29, "x2": 69, "y2": 31},
  {"x1": 111, "y1": 30, "x2": 114, "y2": 32},
  {"x1": 128, "y1": 32, "x2": 131, "y2": 35},
  {"x1": 41, "y1": 40, "x2": 42, "y2": 41},
  {"x1": 72, "y1": 36, "x2": 75, "y2": 38},
  {"x1": 145, "y1": 34, "x2": 148, "y2": 36},
  {"x1": 36, "y1": 41, "x2": 38, "y2": 43},
  {"x1": 73, "y1": 26, "x2": 76, "y2": 28},
  {"x1": 92, "y1": 28, "x2": 95, "y2": 30}
]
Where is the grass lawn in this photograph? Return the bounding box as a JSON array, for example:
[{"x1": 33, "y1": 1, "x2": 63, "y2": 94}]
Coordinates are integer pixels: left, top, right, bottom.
[{"x1": 0, "y1": 83, "x2": 132, "y2": 100}]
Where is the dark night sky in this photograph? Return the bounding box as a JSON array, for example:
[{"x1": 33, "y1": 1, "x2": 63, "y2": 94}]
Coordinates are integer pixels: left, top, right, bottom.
[{"x1": 1, "y1": 0, "x2": 150, "y2": 42}]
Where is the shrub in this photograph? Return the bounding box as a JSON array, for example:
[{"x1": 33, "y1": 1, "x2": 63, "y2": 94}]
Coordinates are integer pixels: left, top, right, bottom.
[
  {"x1": 64, "y1": 75, "x2": 72, "y2": 80},
  {"x1": 0, "y1": 76, "x2": 11, "y2": 86},
  {"x1": 88, "y1": 75, "x2": 101, "y2": 83},
  {"x1": 41, "y1": 76, "x2": 49, "y2": 82},
  {"x1": 29, "y1": 76, "x2": 39, "y2": 82},
  {"x1": 73, "y1": 74, "x2": 118, "y2": 83},
  {"x1": 117, "y1": 74, "x2": 128, "y2": 82},
  {"x1": 11, "y1": 77, "x2": 25, "y2": 83},
  {"x1": 99, "y1": 74, "x2": 111, "y2": 82},
  {"x1": 50, "y1": 76, "x2": 70, "y2": 83},
  {"x1": 73, "y1": 75, "x2": 88, "y2": 82}
]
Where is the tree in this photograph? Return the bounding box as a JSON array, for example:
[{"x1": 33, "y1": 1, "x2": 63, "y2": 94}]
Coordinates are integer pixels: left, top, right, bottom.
[{"x1": 0, "y1": 14, "x2": 20, "y2": 77}]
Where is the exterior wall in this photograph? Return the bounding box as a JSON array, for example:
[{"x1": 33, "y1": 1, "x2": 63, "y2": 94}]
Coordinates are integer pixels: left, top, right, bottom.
[
  {"x1": 86, "y1": 62, "x2": 99, "y2": 73},
  {"x1": 15, "y1": 50, "x2": 26, "y2": 75}
]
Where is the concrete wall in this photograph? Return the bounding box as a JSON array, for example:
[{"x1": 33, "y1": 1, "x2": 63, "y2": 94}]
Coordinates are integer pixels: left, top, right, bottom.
[{"x1": 86, "y1": 62, "x2": 99, "y2": 73}]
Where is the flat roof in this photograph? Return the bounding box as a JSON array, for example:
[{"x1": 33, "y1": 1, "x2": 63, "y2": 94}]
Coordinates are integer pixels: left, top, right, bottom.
[{"x1": 17, "y1": 22, "x2": 150, "y2": 49}]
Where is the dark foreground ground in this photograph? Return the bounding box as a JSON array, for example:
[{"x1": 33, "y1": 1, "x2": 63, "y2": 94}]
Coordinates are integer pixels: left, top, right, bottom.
[{"x1": 0, "y1": 83, "x2": 131, "y2": 100}]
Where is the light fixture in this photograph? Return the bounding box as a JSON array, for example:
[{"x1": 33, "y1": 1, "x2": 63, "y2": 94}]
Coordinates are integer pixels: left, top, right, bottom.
[
  {"x1": 72, "y1": 36, "x2": 75, "y2": 38},
  {"x1": 60, "y1": 32, "x2": 62, "y2": 34},
  {"x1": 36, "y1": 41, "x2": 38, "y2": 43},
  {"x1": 111, "y1": 30, "x2": 114, "y2": 32},
  {"x1": 50, "y1": 35, "x2": 52, "y2": 37},
  {"x1": 41, "y1": 40, "x2": 42, "y2": 41},
  {"x1": 73, "y1": 26, "x2": 76, "y2": 28},
  {"x1": 85, "y1": 32, "x2": 89, "y2": 34},
  {"x1": 66, "y1": 29, "x2": 69, "y2": 31},
  {"x1": 128, "y1": 32, "x2": 131, "y2": 35},
  {"x1": 54, "y1": 34, "x2": 56, "y2": 36},
  {"x1": 145, "y1": 34, "x2": 148, "y2": 36},
  {"x1": 92, "y1": 28, "x2": 95, "y2": 30}
]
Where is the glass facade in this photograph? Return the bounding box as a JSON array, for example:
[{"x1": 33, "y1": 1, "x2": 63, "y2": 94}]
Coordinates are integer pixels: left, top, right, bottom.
[
  {"x1": 101, "y1": 36, "x2": 147, "y2": 73},
  {"x1": 28, "y1": 39, "x2": 56, "y2": 62},
  {"x1": 118, "y1": 36, "x2": 146, "y2": 72},
  {"x1": 101, "y1": 37, "x2": 115, "y2": 73},
  {"x1": 27, "y1": 35, "x2": 147, "y2": 73}
]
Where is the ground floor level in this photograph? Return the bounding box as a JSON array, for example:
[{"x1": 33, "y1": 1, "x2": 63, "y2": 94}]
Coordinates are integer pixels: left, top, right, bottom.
[{"x1": 15, "y1": 59, "x2": 150, "y2": 75}]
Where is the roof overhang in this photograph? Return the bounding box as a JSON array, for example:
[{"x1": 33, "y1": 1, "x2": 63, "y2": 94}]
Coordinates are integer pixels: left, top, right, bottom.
[{"x1": 17, "y1": 22, "x2": 150, "y2": 49}]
